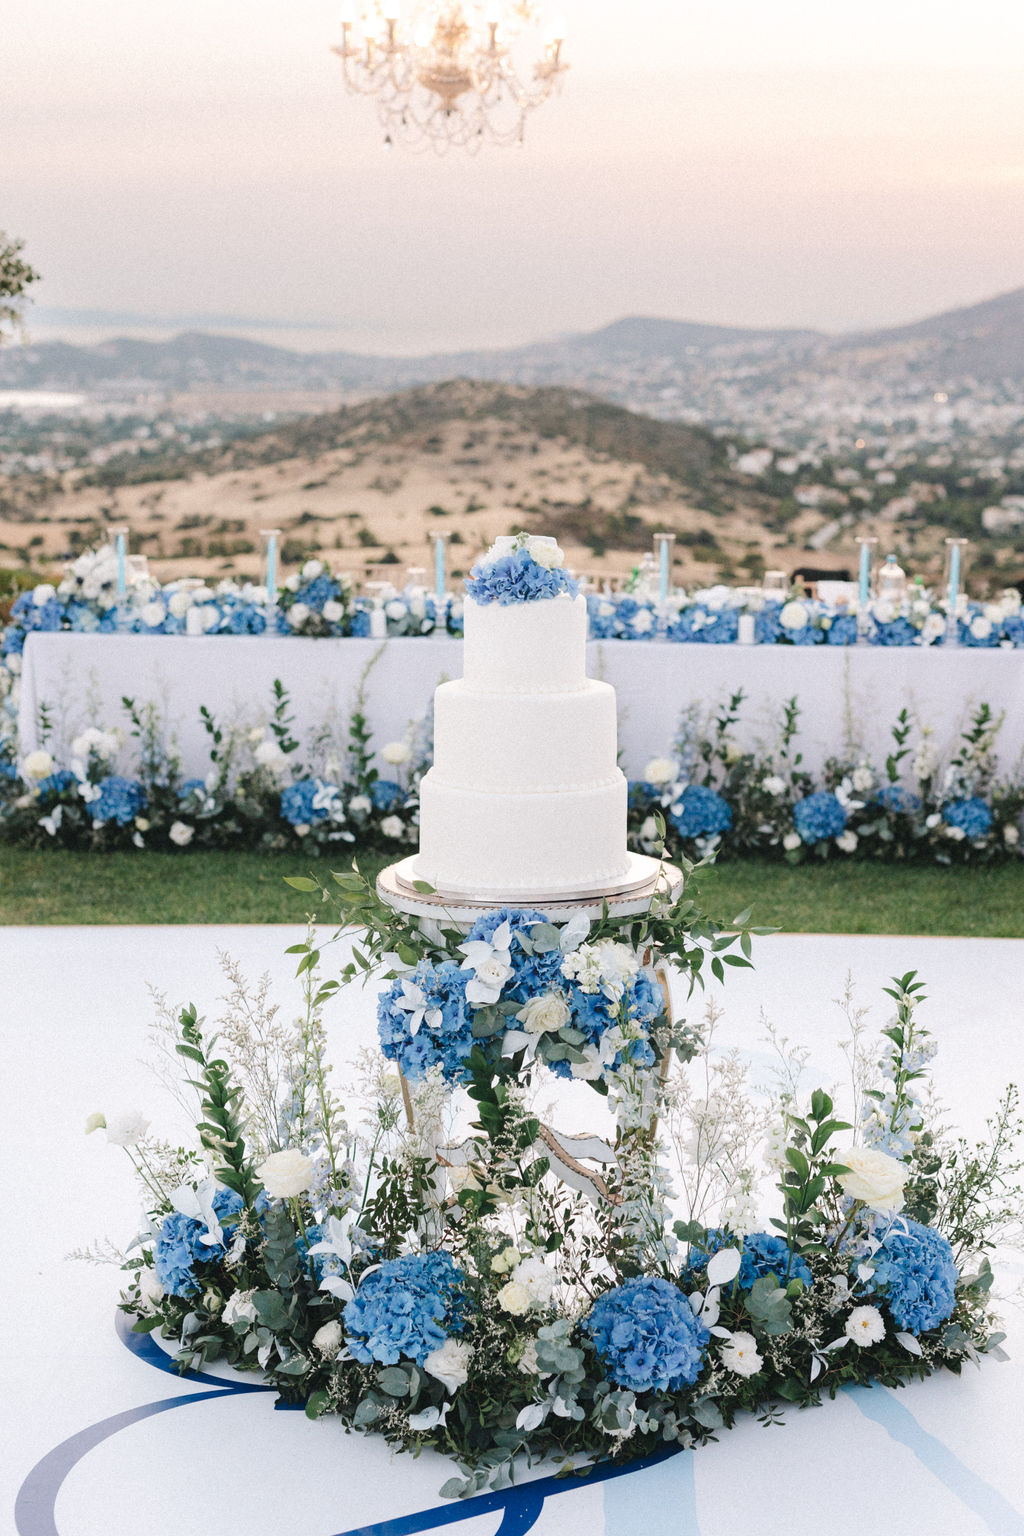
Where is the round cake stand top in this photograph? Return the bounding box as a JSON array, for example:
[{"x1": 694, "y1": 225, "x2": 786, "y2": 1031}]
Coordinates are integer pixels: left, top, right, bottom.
[{"x1": 376, "y1": 852, "x2": 684, "y2": 925}]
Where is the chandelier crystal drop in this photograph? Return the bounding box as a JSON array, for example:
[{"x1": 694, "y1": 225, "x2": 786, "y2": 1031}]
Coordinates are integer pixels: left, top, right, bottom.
[{"x1": 330, "y1": 0, "x2": 568, "y2": 153}]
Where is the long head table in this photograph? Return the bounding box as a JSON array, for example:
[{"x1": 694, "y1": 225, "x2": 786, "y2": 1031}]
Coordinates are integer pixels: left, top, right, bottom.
[{"x1": 15, "y1": 631, "x2": 1024, "y2": 781}]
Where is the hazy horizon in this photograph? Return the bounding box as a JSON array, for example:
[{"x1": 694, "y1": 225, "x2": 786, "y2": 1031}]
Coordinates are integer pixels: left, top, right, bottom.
[{"x1": 5, "y1": 0, "x2": 1024, "y2": 353}]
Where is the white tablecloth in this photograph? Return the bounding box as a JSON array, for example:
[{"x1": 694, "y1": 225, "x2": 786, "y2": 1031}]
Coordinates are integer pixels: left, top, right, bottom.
[{"x1": 17, "y1": 632, "x2": 1024, "y2": 780}]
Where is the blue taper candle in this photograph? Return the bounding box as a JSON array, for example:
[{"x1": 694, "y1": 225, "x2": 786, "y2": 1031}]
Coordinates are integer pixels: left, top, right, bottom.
[
  {"x1": 948, "y1": 543, "x2": 960, "y2": 610},
  {"x1": 265, "y1": 534, "x2": 277, "y2": 599},
  {"x1": 115, "y1": 531, "x2": 126, "y2": 596},
  {"x1": 658, "y1": 538, "x2": 669, "y2": 601},
  {"x1": 858, "y1": 541, "x2": 870, "y2": 604},
  {"x1": 434, "y1": 535, "x2": 446, "y2": 600}
]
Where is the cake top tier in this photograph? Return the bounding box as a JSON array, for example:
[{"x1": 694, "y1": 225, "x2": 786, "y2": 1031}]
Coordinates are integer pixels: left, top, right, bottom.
[{"x1": 465, "y1": 533, "x2": 580, "y2": 607}]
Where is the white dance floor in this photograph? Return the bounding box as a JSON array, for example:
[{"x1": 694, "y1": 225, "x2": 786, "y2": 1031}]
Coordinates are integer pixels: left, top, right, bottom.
[{"x1": 4, "y1": 923, "x2": 1024, "y2": 1536}]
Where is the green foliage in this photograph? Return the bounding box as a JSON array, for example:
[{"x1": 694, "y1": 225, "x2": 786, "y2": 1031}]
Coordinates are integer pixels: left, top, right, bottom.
[
  {"x1": 0, "y1": 230, "x2": 40, "y2": 341},
  {"x1": 176, "y1": 1003, "x2": 263, "y2": 1204}
]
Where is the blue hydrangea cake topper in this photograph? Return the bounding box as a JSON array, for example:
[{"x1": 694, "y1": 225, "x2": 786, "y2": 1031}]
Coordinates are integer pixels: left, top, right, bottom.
[{"x1": 465, "y1": 533, "x2": 580, "y2": 605}]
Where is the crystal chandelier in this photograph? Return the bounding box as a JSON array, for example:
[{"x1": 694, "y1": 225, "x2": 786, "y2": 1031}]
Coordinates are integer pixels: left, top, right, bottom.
[{"x1": 330, "y1": 0, "x2": 568, "y2": 153}]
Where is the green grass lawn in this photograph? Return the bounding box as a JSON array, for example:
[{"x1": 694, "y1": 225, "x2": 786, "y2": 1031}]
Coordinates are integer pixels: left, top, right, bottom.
[{"x1": 2, "y1": 845, "x2": 1022, "y2": 934}]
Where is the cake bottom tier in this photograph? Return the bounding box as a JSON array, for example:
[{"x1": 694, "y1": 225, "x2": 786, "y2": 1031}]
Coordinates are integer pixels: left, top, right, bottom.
[{"x1": 414, "y1": 770, "x2": 630, "y2": 899}]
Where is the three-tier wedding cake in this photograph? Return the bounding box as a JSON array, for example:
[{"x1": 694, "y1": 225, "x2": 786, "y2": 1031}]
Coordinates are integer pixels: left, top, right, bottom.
[{"x1": 413, "y1": 534, "x2": 631, "y2": 900}]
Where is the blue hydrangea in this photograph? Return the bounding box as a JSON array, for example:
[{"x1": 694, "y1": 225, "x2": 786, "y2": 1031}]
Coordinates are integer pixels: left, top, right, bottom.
[
  {"x1": 666, "y1": 608, "x2": 739, "y2": 645},
  {"x1": 37, "y1": 769, "x2": 77, "y2": 799},
  {"x1": 685, "y1": 1229, "x2": 813, "y2": 1290},
  {"x1": 559, "y1": 964, "x2": 662, "y2": 1079},
  {"x1": 153, "y1": 1186, "x2": 244, "y2": 1297},
  {"x1": 584, "y1": 1277, "x2": 709, "y2": 1394},
  {"x1": 872, "y1": 617, "x2": 920, "y2": 647},
  {"x1": 464, "y1": 907, "x2": 567, "y2": 1003},
  {"x1": 670, "y1": 784, "x2": 733, "y2": 840},
  {"x1": 371, "y1": 779, "x2": 403, "y2": 810},
  {"x1": 293, "y1": 573, "x2": 340, "y2": 610},
  {"x1": 280, "y1": 779, "x2": 333, "y2": 827},
  {"x1": 179, "y1": 778, "x2": 207, "y2": 802},
  {"x1": 793, "y1": 791, "x2": 847, "y2": 844},
  {"x1": 465, "y1": 547, "x2": 579, "y2": 606},
  {"x1": 377, "y1": 959, "x2": 475, "y2": 1084},
  {"x1": 826, "y1": 614, "x2": 859, "y2": 646},
  {"x1": 756, "y1": 605, "x2": 783, "y2": 644},
  {"x1": 343, "y1": 1249, "x2": 469, "y2": 1366},
  {"x1": 942, "y1": 797, "x2": 993, "y2": 839},
  {"x1": 92, "y1": 775, "x2": 146, "y2": 826},
  {"x1": 585, "y1": 594, "x2": 619, "y2": 639},
  {"x1": 861, "y1": 1219, "x2": 959, "y2": 1333},
  {"x1": 876, "y1": 784, "x2": 921, "y2": 815}
]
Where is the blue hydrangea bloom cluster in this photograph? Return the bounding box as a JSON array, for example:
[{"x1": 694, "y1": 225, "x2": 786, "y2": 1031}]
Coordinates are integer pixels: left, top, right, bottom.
[
  {"x1": 465, "y1": 907, "x2": 566, "y2": 1002},
  {"x1": 862, "y1": 1219, "x2": 959, "y2": 1333},
  {"x1": 465, "y1": 548, "x2": 579, "y2": 606},
  {"x1": 826, "y1": 613, "x2": 860, "y2": 646},
  {"x1": 377, "y1": 959, "x2": 474, "y2": 1083},
  {"x1": 280, "y1": 779, "x2": 333, "y2": 827},
  {"x1": 559, "y1": 964, "x2": 662, "y2": 1078},
  {"x1": 37, "y1": 769, "x2": 77, "y2": 799},
  {"x1": 942, "y1": 797, "x2": 993, "y2": 838},
  {"x1": 872, "y1": 617, "x2": 921, "y2": 647},
  {"x1": 876, "y1": 784, "x2": 922, "y2": 815},
  {"x1": 670, "y1": 784, "x2": 733, "y2": 840},
  {"x1": 92, "y1": 775, "x2": 146, "y2": 826},
  {"x1": 793, "y1": 791, "x2": 847, "y2": 844},
  {"x1": 370, "y1": 779, "x2": 403, "y2": 810},
  {"x1": 584, "y1": 1277, "x2": 709, "y2": 1393},
  {"x1": 685, "y1": 1230, "x2": 813, "y2": 1290},
  {"x1": 343, "y1": 1249, "x2": 469, "y2": 1366},
  {"x1": 154, "y1": 1186, "x2": 243, "y2": 1296}
]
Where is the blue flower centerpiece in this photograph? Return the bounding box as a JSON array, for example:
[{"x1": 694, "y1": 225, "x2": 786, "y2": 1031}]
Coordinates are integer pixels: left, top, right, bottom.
[
  {"x1": 465, "y1": 534, "x2": 579, "y2": 605},
  {"x1": 343, "y1": 1249, "x2": 471, "y2": 1366},
  {"x1": 862, "y1": 1219, "x2": 959, "y2": 1334},
  {"x1": 685, "y1": 1229, "x2": 813, "y2": 1290},
  {"x1": 583, "y1": 1277, "x2": 709, "y2": 1393},
  {"x1": 793, "y1": 791, "x2": 848, "y2": 845}
]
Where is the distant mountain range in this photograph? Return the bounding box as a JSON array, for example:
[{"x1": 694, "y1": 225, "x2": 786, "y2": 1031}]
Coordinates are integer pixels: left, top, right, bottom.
[{"x1": 3, "y1": 287, "x2": 1024, "y2": 399}]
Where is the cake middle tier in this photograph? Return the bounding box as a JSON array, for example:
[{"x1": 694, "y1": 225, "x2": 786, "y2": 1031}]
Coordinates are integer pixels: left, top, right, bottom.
[{"x1": 430, "y1": 678, "x2": 619, "y2": 793}]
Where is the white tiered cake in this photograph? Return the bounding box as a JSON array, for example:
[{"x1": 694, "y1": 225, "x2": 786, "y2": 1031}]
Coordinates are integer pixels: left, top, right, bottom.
[{"x1": 413, "y1": 535, "x2": 631, "y2": 900}]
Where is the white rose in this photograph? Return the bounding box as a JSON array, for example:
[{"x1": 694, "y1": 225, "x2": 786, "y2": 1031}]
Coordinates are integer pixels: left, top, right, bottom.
[
  {"x1": 140, "y1": 601, "x2": 165, "y2": 628},
  {"x1": 32, "y1": 583, "x2": 56, "y2": 606},
  {"x1": 322, "y1": 600, "x2": 343, "y2": 623},
  {"x1": 424, "y1": 1337, "x2": 474, "y2": 1392},
  {"x1": 779, "y1": 601, "x2": 808, "y2": 630},
  {"x1": 381, "y1": 740, "x2": 411, "y2": 765},
  {"x1": 1004, "y1": 824, "x2": 1020, "y2": 846},
  {"x1": 872, "y1": 600, "x2": 896, "y2": 624},
  {"x1": 984, "y1": 602, "x2": 1004, "y2": 623},
  {"x1": 136, "y1": 1268, "x2": 165, "y2": 1313},
  {"x1": 473, "y1": 955, "x2": 514, "y2": 991},
  {"x1": 837, "y1": 1145, "x2": 907, "y2": 1215},
  {"x1": 385, "y1": 600, "x2": 407, "y2": 620},
  {"x1": 526, "y1": 537, "x2": 564, "y2": 570},
  {"x1": 349, "y1": 794, "x2": 372, "y2": 816},
  {"x1": 836, "y1": 830, "x2": 858, "y2": 853},
  {"x1": 970, "y1": 616, "x2": 993, "y2": 640},
  {"x1": 845, "y1": 1305, "x2": 886, "y2": 1347},
  {"x1": 380, "y1": 814, "x2": 405, "y2": 840},
  {"x1": 763, "y1": 774, "x2": 786, "y2": 797},
  {"x1": 512, "y1": 1256, "x2": 557, "y2": 1307},
  {"x1": 22, "y1": 750, "x2": 54, "y2": 780},
  {"x1": 497, "y1": 1280, "x2": 532, "y2": 1317},
  {"x1": 223, "y1": 1289, "x2": 258, "y2": 1328},
  {"x1": 105, "y1": 1110, "x2": 151, "y2": 1147},
  {"x1": 85, "y1": 1111, "x2": 106, "y2": 1134},
  {"x1": 257, "y1": 1147, "x2": 314, "y2": 1199},
  {"x1": 168, "y1": 590, "x2": 192, "y2": 619},
  {"x1": 783, "y1": 831, "x2": 802, "y2": 851},
  {"x1": 302, "y1": 559, "x2": 324, "y2": 579},
  {"x1": 719, "y1": 1331, "x2": 763, "y2": 1378},
  {"x1": 643, "y1": 756, "x2": 676, "y2": 785},
  {"x1": 288, "y1": 602, "x2": 310, "y2": 628},
  {"x1": 312, "y1": 1320, "x2": 344, "y2": 1357},
  {"x1": 516, "y1": 993, "x2": 571, "y2": 1035},
  {"x1": 169, "y1": 820, "x2": 194, "y2": 847}
]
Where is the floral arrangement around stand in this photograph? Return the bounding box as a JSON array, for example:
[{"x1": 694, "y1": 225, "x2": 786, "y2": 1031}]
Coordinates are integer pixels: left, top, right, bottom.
[{"x1": 85, "y1": 856, "x2": 1016, "y2": 1499}]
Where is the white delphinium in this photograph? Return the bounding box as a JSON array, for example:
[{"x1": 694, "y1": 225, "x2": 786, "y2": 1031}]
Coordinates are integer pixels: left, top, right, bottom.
[{"x1": 560, "y1": 940, "x2": 639, "y2": 1000}]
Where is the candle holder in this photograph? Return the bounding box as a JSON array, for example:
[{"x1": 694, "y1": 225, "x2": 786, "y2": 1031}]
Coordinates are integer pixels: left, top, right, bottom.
[
  {"x1": 876, "y1": 554, "x2": 907, "y2": 603},
  {"x1": 944, "y1": 538, "x2": 969, "y2": 647},
  {"x1": 855, "y1": 536, "x2": 878, "y2": 641},
  {"x1": 431, "y1": 532, "x2": 448, "y2": 601},
  {"x1": 653, "y1": 532, "x2": 676, "y2": 603},
  {"x1": 762, "y1": 569, "x2": 788, "y2": 599},
  {"x1": 259, "y1": 529, "x2": 282, "y2": 605}
]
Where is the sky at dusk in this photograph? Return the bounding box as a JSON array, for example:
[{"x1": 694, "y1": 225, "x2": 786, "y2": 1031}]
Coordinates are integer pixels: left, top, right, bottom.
[{"x1": 4, "y1": 0, "x2": 1024, "y2": 353}]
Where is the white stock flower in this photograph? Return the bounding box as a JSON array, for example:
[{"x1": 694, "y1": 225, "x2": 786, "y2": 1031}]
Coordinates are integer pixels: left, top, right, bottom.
[
  {"x1": 1004, "y1": 824, "x2": 1020, "y2": 846},
  {"x1": 497, "y1": 1280, "x2": 532, "y2": 1316},
  {"x1": 85, "y1": 1111, "x2": 106, "y2": 1134},
  {"x1": 782, "y1": 831, "x2": 802, "y2": 851},
  {"x1": 22, "y1": 750, "x2": 54, "y2": 781},
  {"x1": 851, "y1": 766, "x2": 874, "y2": 792},
  {"x1": 312, "y1": 1320, "x2": 344, "y2": 1357},
  {"x1": 836, "y1": 830, "x2": 859, "y2": 853},
  {"x1": 845, "y1": 1306, "x2": 886, "y2": 1346},
  {"x1": 169, "y1": 820, "x2": 194, "y2": 846},
  {"x1": 516, "y1": 993, "x2": 571, "y2": 1035},
  {"x1": 719, "y1": 1332, "x2": 763, "y2": 1377},
  {"x1": 136, "y1": 1268, "x2": 165, "y2": 1313},
  {"x1": 526, "y1": 537, "x2": 564, "y2": 569},
  {"x1": 837, "y1": 1145, "x2": 907, "y2": 1215},
  {"x1": 223, "y1": 1289, "x2": 258, "y2": 1328},
  {"x1": 257, "y1": 1147, "x2": 315, "y2": 1199},
  {"x1": 762, "y1": 774, "x2": 786, "y2": 796},
  {"x1": 105, "y1": 1110, "x2": 151, "y2": 1146},
  {"x1": 381, "y1": 740, "x2": 411, "y2": 765},
  {"x1": 424, "y1": 1337, "x2": 474, "y2": 1392},
  {"x1": 779, "y1": 601, "x2": 808, "y2": 630},
  {"x1": 560, "y1": 939, "x2": 639, "y2": 998},
  {"x1": 380, "y1": 814, "x2": 405, "y2": 840},
  {"x1": 643, "y1": 757, "x2": 676, "y2": 785}
]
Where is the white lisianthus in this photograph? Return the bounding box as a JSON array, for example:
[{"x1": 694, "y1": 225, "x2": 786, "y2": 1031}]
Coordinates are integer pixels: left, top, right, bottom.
[
  {"x1": 845, "y1": 1305, "x2": 886, "y2": 1346},
  {"x1": 168, "y1": 590, "x2": 192, "y2": 619},
  {"x1": 257, "y1": 1147, "x2": 314, "y2": 1199},
  {"x1": 516, "y1": 993, "x2": 571, "y2": 1035},
  {"x1": 526, "y1": 536, "x2": 564, "y2": 569},
  {"x1": 762, "y1": 774, "x2": 786, "y2": 797},
  {"x1": 836, "y1": 830, "x2": 858, "y2": 853},
  {"x1": 85, "y1": 1111, "x2": 106, "y2": 1134},
  {"x1": 1004, "y1": 824, "x2": 1020, "y2": 846},
  {"x1": 424, "y1": 1337, "x2": 474, "y2": 1392},
  {"x1": 380, "y1": 815, "x2": 405, "y2": 840},
  {"x1": 22, "y1": 750, "x2": 54, "y2": 781},
  {"x1": 782, "y1": 831, "x2": 802, "y2": 852},
  {"x1": 511, "y1": 1256, "x2": 558, "y2": 1308},
  {"x1": 381, "y1": 740, "x2": 411, "y2": 765},
  {"x1": 837, "y1": 1145, "x2": 907, "y2": 1214},
  {"x1": 349, "y1": 794, "x2": 372, "y2": 816},
  {"x1": 643, "y1": 757, "x2": 676, "y2": 786},
  {"x1": 322, "y1": 600, "x2": 343, "y2": 623},
  {"x1": 719, "y1": 1331, "x2": 763, "y2": 1377},
  {"x1": 105, "y1": 1110, "x2": 151, "y2": 1146},
  {"x1": 779, "y1": 601, "x2": 808, "y2": 630},
  {"x1": 497, "y1": 1280, "x2": 532, "y2": 1317},
  {"x1": 312, "y1": 1319, "x2": 344, "y2": 1357},
  {"x1": 288, "y1": 602, "x2": 311, "y2": 628},
  {"x1": 136, "y1": 1268, "x2": 165, "y2": 1313},
  {"x1": 970, "y1": 616, "x2": 993, "y2": 641},
  {"x1": 223, "y1": 1289, "x2": 259, "y2": 1328},
  {"x1": 169, "y1": 820, "x2": 194, "y2": 847},
  {"x1": 302, "y1": 559, "x2": 324, "y2": 580}
]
